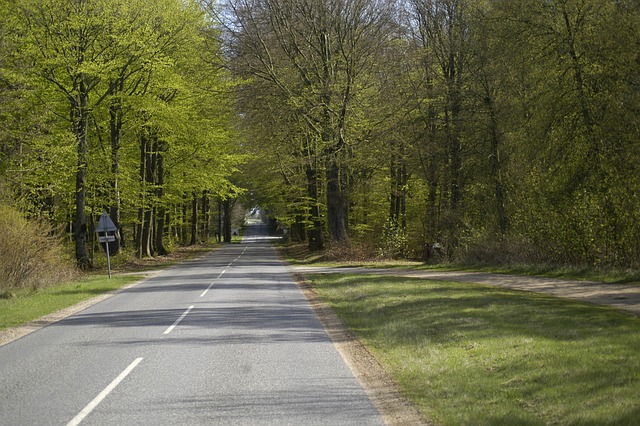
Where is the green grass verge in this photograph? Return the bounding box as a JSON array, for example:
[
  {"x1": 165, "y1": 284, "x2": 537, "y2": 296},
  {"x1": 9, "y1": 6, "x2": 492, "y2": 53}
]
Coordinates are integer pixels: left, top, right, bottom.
[
  {"x1": 309, "y1": 273, "x2": 640, "y2": 425},
  {"x1": 0, "y1": 275, "x2": 142, "y2": 331}
]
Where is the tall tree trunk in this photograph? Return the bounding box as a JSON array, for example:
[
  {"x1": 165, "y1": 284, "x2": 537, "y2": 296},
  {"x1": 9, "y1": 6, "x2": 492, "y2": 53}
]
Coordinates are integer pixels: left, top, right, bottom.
[
  {"x1": 217, "y1": 198, "x2": 223, "y2": 243},
  {"x1": 141, "y1": 209, "x2": 153, "y2": 257},
  {"x1": 389, "y1": 151, "x2": 408, "y2": 231},
  {"x1": 136, "y1": 123, "x2": 154, "y2": 258},
  {"x1": 223, "y1": 198, "x2": 232, "y2": 243},
  {"x1": 201, "y1": 192, "x2": 210, "y2": 241},
  {"x1": 72, "y1": 82, "x2": 91, "y2": 269},
  {"x1": 389, "y1": 150, "x2": 407, "y2": 228},
  {"x1": 487, "y1": 97, "x2": 508, "y2": 236},
  {"x1": 181, "y1": 198, "x2": 188, "y2": 244},
  {"x1": 326, "y1": 155, "x2": 348, "y2": 241},
  {"x1": 306, "y1": 163, "x2": 324, "y2": 250},
  {"x1": 448, "y1": 86, "x2": 463, "y2": 212},
  {"x1": 154, "y1": 140, "x2": 167, "y2": 255},
  {"x1": 190, "y1": 192, "x2": 198, "y2": 245},
  {"x1": 155, "y1": 206, "x2": 167, "y2": 255},
  {"x1": 109, "y1": 84, "x2": 123, "y2": 251}
]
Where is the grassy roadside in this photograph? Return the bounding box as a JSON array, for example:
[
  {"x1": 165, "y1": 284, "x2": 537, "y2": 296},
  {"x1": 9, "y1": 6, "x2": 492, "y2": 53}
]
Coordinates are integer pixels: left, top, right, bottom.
[
  {"x1": 0, "y1": 275, "x2": 142, "y2": 331},
  {"x1": 0, "y1": 242, "x2": 219, "y2": 332},
  {"x1": 308, "y1": 273, "x2": 640, "y2": 425}
]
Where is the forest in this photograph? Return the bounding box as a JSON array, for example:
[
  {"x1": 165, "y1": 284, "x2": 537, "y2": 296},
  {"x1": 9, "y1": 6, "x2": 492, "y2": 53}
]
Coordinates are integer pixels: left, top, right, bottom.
[{"x1": 2, "y1": 0, "x2": 640, "y2": 279}]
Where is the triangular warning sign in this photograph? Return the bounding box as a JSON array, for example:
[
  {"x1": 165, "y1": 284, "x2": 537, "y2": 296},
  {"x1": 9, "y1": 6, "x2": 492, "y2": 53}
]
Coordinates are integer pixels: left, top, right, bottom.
[{"x1": 96, "y1": 212, "x2": 117, "y2": 233}]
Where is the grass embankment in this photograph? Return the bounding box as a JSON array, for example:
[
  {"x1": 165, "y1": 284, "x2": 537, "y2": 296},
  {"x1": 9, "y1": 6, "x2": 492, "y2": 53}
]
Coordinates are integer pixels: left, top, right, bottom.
[
  {"x1": 0, "y1": 243, "x2": 218, "y2": 332},
  {"x1": 0, "y1": 276, "x2": 141, "y2": 331},
  {"x1": 309, "y1": 273, "x2": 640, "y2": 425}
]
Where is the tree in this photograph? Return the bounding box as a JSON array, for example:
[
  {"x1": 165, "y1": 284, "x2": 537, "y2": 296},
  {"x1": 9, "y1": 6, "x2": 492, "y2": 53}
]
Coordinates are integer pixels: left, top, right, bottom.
[
  {"x1": 219, "y1": 0, "x2": 394, "y2": 245},
  {"x1": 17, "y1": 0, "x2": 123, "y2": 267},
  {"x1": 488, "y1": 0, "x2": 640, "y2": 265},
  {"x1": 10, "y1": 0, "x2": 242, "y2": 264}
]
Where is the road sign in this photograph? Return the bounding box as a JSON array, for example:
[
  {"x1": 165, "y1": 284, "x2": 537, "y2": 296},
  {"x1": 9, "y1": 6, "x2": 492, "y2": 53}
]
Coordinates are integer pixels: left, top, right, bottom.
[
  {"x1": 96, "y1": 212, "x2": 117, "y2": 233},
  {"x1": 96, "y1": 212, "x2": 117, "y2": 279}
]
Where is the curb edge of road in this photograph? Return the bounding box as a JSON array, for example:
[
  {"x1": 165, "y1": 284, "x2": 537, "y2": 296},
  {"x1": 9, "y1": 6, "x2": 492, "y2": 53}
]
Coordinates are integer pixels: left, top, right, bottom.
[{"x1": 292, "y1": 272, "x2": 432, "y2": 426}]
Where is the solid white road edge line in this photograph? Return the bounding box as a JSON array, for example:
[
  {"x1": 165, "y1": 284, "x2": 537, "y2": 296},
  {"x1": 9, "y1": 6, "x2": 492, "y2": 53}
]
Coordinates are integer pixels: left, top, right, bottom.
[
  {"x1": 163, "y1": 305, "x2": 194, "y2": 335},
  {"x1": 66, "y1": 357, "x2": 144, "y2": 426}
]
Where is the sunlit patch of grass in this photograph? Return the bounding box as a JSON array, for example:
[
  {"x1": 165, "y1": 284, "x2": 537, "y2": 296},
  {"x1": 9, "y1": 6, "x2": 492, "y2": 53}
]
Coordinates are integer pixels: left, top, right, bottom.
[
  {"x1": 309, "y1": 273, "x2": 640, "y2": 425},
  {"x1": 0, "y1": 275, "x2": 142, "y2": 331}
]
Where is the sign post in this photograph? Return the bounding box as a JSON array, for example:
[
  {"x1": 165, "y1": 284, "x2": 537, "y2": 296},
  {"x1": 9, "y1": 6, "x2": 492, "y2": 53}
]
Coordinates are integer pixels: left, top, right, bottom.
[{"x1": 96, "y1": 212, "x2": 118, "y2": 278}]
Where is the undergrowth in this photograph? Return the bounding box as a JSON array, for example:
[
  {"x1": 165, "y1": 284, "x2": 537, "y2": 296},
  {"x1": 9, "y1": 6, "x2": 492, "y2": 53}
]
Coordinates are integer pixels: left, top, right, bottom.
[{"x1": 0, "y1": 205, "x2": 77, "y2": 296}]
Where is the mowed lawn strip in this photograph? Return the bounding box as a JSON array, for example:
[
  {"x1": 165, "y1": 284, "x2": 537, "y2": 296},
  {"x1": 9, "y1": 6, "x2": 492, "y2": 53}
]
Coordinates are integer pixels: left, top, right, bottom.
[
  {"x1": 308, "y1": 273, "x2": 640, "y2": 425},
  {"x1": 0, "y1": 275, "x2": 142, "y2": 331}
]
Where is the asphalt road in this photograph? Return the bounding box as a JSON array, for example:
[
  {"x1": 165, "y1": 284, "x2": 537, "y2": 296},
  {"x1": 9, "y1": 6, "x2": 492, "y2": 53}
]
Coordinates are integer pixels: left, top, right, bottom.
[{"x1": 0, "y1": 221, "x2": 384, "y2": 426}]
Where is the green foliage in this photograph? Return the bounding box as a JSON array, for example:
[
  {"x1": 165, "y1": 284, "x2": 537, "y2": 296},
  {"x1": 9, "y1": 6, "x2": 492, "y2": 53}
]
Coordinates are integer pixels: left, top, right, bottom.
[
  {"x1": 378, "y1": 219, "x2": 409, "y2": 259},
  {"x1": 1, "y1": 0, "x2": 244, "y2": 261},
  {"x1": 3, "y1": 0, "x2": 640, "y2": 268}
]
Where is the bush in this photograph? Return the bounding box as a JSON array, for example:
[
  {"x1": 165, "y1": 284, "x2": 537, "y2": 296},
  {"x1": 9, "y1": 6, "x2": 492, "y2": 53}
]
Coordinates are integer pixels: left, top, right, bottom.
[
  {"x1": 377, "y1": 219, "x2": 408, "y2": 259},
  {"x1": 0, "y1": 205, "x2": 77, "y2": 294}
]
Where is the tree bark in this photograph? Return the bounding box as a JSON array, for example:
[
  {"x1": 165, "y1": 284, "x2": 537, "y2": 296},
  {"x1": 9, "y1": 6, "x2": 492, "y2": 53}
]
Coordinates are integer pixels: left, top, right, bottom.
[
  {"x1": 326, "y1": 155, "x2": 348, "y2": 241},
  {"x1": 223, "y1": 198, "x2": 232, "y2": 243},
  {"x1": 217, "y1": 198, "x2": 223, "y2": 242},
  {"x1": 487, "y1": 96, "x2": 508, "y2": 236},
  {"x1": 306, "y1": 163, "x2": 324, "y2": 250},
  {"x1": 136, "y1": 123, "x2": 154, "y2": 258},
  {"x1": 190, "y1": 192, "x2": 198, "y2": 245},
  {"x1": 109, "y1": 83, "x2": 123, "y2": 251},
  {"x1": 154, "y1": 139, "x2": 168, "y2": 255},
  {"x1": 72, "y1": 80, "x2": 91, "y2": 269}
]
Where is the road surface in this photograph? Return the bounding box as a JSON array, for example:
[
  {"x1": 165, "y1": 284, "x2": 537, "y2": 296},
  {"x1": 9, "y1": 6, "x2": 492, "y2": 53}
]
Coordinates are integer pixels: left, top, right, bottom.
[{"x1": 0, "y1": 221, "x2": 384, "y2": 425}]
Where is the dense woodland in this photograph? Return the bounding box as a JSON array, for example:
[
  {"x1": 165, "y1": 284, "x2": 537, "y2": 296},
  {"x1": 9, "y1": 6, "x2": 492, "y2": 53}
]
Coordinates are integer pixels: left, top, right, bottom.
[
  {"x1": 0, "y1": 0, "x2": 244, "y2": 270},
  {"x1": 2, "y1": 0, "x2": 640, "y2": 272}
]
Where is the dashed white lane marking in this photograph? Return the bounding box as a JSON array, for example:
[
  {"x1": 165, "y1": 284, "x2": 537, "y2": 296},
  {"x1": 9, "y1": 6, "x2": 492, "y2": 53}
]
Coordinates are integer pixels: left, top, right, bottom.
[
  {"x1": 67, "y1": 245, "x2": 252, "y2": 425},
  {"x1": 67, "y1": 357, "x2": 143, "y2": 426},
  {"x1": 200, "y1": 246, "x2": 250, "y2": 297},
  {"x1": 163, "y1": 306, "x2": 194, "y2": 335},
  {"x1": 200, "y1": 270, "x2": 226, "y2": 297}
]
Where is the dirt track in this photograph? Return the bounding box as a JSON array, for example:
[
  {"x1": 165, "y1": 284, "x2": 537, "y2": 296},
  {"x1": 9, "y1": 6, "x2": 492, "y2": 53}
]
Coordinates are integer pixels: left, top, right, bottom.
[{"x1": 291, "y1": 266, "x2": 640, "y2": 316}]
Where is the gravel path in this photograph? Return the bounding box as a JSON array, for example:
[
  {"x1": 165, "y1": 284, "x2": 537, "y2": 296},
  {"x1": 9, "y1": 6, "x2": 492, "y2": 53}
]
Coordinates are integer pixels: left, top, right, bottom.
[{"x1": 291, "y1": 266, "x2": 640, "y2": 316}]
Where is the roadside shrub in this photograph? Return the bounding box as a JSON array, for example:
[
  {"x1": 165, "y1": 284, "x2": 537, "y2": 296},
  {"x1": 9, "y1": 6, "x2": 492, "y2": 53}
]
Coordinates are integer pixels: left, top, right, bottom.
[
  {"x1": 0, "y1": 205, "x2": 76, "y2": 294},
  {"x1": 377, "y1": 219, "x2": 408, "y2": 259}
]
